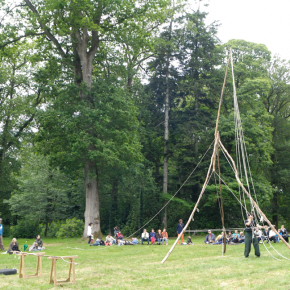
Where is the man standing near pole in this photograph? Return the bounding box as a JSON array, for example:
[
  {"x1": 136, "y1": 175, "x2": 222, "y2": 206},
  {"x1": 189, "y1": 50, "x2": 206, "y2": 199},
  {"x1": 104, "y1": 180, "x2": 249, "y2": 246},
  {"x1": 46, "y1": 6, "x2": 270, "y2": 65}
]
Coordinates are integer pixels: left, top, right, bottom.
[
  {"x1": 244, "y1": 213, "x2": 261, "y2": 258},
  {"x1": 0, "y1": 218, "x2": 5, "y2": 251}
]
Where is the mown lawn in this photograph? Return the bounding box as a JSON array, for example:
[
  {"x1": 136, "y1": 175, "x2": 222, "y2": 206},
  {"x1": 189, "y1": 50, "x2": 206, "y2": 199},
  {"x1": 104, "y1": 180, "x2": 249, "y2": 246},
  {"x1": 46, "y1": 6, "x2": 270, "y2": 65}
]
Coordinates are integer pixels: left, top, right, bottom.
[{"x1": 0, "y1": 236, "x2": 289, "y2": 289}]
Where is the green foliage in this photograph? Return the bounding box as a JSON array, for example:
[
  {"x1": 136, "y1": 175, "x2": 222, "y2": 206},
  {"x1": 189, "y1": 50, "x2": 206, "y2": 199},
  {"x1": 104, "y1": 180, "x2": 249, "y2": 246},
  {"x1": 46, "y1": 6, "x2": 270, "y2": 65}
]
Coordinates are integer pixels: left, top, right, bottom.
[
  {"x1": 55, "y1": 218, "x2": 84, "y2": 238},
  {"x1": 38, "y1": 221, "x2": 62, "y2": 238},
  {"x1": 10, "y1": 220, "x2": 41, "y2": 239}
]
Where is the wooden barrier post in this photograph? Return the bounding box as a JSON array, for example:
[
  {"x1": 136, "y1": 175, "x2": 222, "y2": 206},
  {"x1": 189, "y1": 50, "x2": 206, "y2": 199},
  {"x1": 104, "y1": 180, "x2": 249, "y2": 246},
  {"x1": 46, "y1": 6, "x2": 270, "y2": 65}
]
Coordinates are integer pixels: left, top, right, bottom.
[
  {"x1": 47, "y1": 256, "x2": 78, "y2": 287},
  {"x1": 17, "y1": 252, "x2": 45, "y2": 279}
]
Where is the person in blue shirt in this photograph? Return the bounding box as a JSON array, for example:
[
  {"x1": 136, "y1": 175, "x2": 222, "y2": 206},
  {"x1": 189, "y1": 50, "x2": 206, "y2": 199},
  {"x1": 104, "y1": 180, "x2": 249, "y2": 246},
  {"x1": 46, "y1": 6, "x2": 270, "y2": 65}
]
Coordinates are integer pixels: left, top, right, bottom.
[
  {"x1": 176, "y1": 219, "x2": 184, "y2": 244},
  {"x1": 232, "y1": 230, "x2": 240, "y2": 239},
  {"x1": 0, "y1": 218, "x2": 4, "y2": 251},
  {"x1": 149, "y1": 229, "x2": 156, "y2": 245},
  {"x1": 204, "y1": 230, "x2": 215, "y2": 244}
]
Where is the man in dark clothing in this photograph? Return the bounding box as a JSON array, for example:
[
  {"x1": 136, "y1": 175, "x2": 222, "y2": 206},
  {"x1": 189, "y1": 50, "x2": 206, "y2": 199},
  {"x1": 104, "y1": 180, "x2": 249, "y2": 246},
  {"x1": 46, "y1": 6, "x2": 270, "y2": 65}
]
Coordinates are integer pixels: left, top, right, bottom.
[
  {"x1": 281, "y1": 225, "x2": 289, "y2": 243},
  {"x1": 244, "y1": 212, "x2": 261, "y2": 258},
  {"x1": 262, "y1": 226, "x2": 270, "y2": 243},
  {"x1": 204, "y1": 230, "x2": 215, "y2": 244},
  {"x1": 34, "y1": 235, "x2": 44, "y2": 249},
  {"x1": 176, "y1": 219, "x2": 184, "y2": 244}
]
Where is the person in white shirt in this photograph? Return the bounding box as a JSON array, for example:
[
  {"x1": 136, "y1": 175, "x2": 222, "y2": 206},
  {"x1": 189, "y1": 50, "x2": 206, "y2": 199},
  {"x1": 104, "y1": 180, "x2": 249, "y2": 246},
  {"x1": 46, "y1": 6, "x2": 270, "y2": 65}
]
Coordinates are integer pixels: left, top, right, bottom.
[
  {"x1": 87, "y1": 223, "x2": 93, "y2": 244},
  {"x1": 105, "y1": 234, "x2": 115, "y2": 245},
  {"x1": 269, "y1": 229, "x2": 277, "y2": 243},
  {"x1": 141, "y1": 229, "x2": 149, "y2": 245}
]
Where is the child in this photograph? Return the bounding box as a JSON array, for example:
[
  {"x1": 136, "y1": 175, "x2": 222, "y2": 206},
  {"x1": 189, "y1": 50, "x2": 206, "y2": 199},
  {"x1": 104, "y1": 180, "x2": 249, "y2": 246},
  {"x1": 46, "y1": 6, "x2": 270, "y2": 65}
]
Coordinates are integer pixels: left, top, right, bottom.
[
  {"x1": 187, "y1": 236, "x2": 193, "y2": 245},
  {"x1": 156, "y1": 229, "x2": 162, "y2": 245},
  {"x1": 87, "y1": 223, "x2": 93, "y2": 244},
  {"x1": 162, "y1": 228, "x2": 168, "y2": 245},
  {"x1": 29, "y1": 241, "x2": 41, "y2": 251},
  {"x1": 149, "y1": 229, "x2": 156, "y2": 245}
]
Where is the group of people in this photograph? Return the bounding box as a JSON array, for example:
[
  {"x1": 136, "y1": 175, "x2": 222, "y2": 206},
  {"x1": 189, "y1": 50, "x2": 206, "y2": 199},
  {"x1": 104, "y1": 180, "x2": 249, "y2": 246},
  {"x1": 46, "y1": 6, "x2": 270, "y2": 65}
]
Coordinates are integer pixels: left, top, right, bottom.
[
  {"x1": 204, "y1": 229, "x2": 245, "y2": 245},
  {"x1": 253, "y1": 225, "x2": 288, "y2": 243}
]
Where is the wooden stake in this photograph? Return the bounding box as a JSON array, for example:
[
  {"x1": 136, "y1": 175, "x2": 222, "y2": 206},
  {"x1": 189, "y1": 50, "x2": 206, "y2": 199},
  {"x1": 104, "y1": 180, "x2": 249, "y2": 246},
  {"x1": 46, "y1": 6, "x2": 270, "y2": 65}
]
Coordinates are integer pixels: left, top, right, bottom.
[{"x1": 219, "y1": 140, "x2": 290, "y2": 250}]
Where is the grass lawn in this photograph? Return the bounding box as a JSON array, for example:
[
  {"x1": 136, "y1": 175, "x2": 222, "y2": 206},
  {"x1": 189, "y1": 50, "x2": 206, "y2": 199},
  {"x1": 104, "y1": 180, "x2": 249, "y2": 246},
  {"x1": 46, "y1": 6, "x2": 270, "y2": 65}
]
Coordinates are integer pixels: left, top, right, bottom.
[{"x1": 0, "y1": 236, "x2": 290, "y2": 289}]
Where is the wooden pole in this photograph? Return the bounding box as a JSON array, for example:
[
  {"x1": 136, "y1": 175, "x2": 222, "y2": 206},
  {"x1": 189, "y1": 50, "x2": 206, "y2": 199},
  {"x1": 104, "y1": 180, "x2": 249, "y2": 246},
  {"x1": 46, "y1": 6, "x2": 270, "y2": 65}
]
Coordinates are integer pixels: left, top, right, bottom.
[
  {"x1": 219, "y1": 140, "x2": 290, "y2": 250},
  {"x1": 161, "y1": 138, "x2": 217, "y2": 263}
]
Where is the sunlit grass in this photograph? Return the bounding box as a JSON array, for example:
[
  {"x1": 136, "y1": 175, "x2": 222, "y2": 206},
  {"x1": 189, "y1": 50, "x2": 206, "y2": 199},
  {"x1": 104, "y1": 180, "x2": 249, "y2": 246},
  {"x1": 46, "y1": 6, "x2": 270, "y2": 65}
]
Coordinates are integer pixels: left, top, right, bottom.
[{"x1": 0, "y1": 236, "x2": 290, "y2": 289}]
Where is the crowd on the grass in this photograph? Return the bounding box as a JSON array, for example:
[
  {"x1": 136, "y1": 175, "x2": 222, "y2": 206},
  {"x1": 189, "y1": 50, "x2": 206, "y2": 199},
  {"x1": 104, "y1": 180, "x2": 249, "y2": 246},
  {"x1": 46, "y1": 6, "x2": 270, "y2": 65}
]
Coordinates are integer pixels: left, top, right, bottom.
[
  {"x1": 204, "y1": 225, "x2": 289, "y2": 245},
  {"x1": 86, "y1": 219, "x2": 194, "y2": 246}
]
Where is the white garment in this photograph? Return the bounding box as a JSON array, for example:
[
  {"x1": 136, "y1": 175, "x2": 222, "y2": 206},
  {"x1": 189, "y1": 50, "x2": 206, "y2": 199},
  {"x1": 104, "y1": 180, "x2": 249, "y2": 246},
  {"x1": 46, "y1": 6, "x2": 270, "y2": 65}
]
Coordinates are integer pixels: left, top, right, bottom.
[
  {"x1": 87, "y1": 226, "x2": 92, "y2": 237},
  {"x1": 106, "y1": 236, "x2": 114, "y2": 243},
  {"x1": 269, "y1": 230, "x2": 276, "y2": 238},
  {"x1": 141, "y1": 232, "x2": 149, "y2": 239},
  {"x1": 255, "y1": 230, "x2": 262, "y2": 238}
]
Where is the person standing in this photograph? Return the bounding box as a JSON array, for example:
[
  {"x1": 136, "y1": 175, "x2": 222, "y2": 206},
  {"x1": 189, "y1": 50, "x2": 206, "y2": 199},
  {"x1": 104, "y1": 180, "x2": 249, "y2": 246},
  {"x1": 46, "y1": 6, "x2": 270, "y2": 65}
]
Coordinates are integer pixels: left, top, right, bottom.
[
  {"x1": 244, "y1": 212, "x2": 262, "y2": 258},
  {"x1": 281, "y1": 225, "x2": 289, "y2": 242},
  {"x1": 0, "y1": 218, "x2": 4, "y2": 251},
  {"x1": 87, "y1": 223, "x2": 93, "y2": 244},
  {"x1": 176, "y1": 219, "x2": 184, "y2": 244}
]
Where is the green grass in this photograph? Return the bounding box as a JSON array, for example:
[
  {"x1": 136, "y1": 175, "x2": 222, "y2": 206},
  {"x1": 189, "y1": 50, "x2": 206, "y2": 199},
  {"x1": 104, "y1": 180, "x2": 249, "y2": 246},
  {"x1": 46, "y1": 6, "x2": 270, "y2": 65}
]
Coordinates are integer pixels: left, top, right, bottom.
[{"x1": 0, "y1": 236, "x2": 290, "y2": 289}]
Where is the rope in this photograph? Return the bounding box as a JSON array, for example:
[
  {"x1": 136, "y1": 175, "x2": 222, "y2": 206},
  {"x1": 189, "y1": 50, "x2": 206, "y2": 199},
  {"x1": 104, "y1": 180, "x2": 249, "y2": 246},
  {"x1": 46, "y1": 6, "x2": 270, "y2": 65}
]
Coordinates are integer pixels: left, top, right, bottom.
[{"x1": 126, "y1": 140, "x2": 214, "y2": 239}]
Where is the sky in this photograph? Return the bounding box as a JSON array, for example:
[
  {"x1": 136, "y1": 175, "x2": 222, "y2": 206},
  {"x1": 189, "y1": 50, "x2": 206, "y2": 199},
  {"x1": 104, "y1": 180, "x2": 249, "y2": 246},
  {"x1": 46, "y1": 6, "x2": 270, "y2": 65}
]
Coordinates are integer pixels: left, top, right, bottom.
[{"x1": 192, "y1": 0, "x2": 290, "y2": 61}]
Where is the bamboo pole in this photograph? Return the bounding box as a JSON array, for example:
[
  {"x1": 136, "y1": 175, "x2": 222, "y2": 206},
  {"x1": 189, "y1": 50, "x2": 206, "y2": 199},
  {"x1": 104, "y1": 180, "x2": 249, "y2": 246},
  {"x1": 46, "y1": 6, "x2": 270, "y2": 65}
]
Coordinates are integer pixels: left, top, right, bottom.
[
  {"x1": 161, "y1": 138, "x2": 217, "y2": 263},
  {"x1": 219, "y1": 140, "x2": 290, "y2": 250}
]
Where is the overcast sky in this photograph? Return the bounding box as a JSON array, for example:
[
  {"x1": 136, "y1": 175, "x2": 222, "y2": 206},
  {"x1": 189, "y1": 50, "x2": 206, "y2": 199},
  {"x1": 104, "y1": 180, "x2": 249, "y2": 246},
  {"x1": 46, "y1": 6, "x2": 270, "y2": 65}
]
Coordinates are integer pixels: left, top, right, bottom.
[{"x1": 192, "y1": 0, "x2": 290, "y2": 61}]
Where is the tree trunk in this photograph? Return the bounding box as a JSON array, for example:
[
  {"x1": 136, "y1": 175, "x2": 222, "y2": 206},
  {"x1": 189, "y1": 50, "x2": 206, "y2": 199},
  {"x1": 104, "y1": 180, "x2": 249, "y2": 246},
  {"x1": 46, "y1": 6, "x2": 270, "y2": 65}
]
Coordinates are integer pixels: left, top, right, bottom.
[{"x1": 84, "y1": 159, "x2": 101, "y2": 238}]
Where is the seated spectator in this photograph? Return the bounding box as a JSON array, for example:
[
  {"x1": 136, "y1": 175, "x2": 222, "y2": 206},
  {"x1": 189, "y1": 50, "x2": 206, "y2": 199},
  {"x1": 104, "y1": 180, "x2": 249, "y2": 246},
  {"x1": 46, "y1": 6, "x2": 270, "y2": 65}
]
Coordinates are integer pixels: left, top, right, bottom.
[
  {"x1": 161, "y1": 228, "x2": 168, "y2": 245},
  {"x1": 8, "y1": 238, "x2": 20, "y2": 254},
  {"x1": 149, "y1": 229, "x2": 156, "y2": 245},
  {"x1": 212, "y1": 232, "x2": 226, "y2": 245},
  {"x1": 34, "y1": 235, "x2": 45, "y2": 250},
  {"x1": 215, "y1": 233, "x2": 222, "y2": 242},
  {"x1": 239, "y1": 232, "x2": 245, "y2": 244},
  {"x1": 254, "y1": 228, "x2": 262, "y2": 242},
  {"x1": 131, "y1": 238, "x2": 139, "y2": 244},
  {"x1": 117, "y1": 231, "x2": 123, "y2": 240},
  {"x1": 232, "y1": 230, "x2": 240, "y2": 239},
  {"x1": 141, "y1": 229, "x2": 149, "y2": 245},
  {"x1": 105, "y1": 234, "x2": 115, "y2": 246},
  {"x1": 231, "y1": 235, "x2": 240, "y2": 244},
  {"x1": 187, "y1": 236, "x2": 193, "y2": 245},
  {"x1": 91, "y1": 237, "x2": 102, "y2": 246},
  {"x1": 29, "y1": 241, "x2": 41, "y2": 251},
  {"x1": 156, "y1": 229, "x2": 162, "y2": 245},
  {"x1": 263, "y1": 226, "x2": 270, "y2": 243},
  {"x1": 204, "y1": 230, "x2": 215, "y2": 244},
  {"x1": 117, "y1": 239, "x2": 124, "y2": 246},
  {"x1": 226, "y1": 231, "x2": 233, "y2": 243},
  {"x1": 269, "y1": 228, "x2": 277, "y2": 243},
  {"x1": 281, "y1": 225, "x2": 289, "y2": 242}
]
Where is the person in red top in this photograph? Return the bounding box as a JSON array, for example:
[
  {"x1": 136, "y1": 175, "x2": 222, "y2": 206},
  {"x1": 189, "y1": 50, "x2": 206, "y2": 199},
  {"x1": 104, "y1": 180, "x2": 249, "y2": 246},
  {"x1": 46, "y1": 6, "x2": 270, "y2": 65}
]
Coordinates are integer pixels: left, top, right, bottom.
[{"x1": 162, "y1": 228, "x2": 168, "y2": 245}]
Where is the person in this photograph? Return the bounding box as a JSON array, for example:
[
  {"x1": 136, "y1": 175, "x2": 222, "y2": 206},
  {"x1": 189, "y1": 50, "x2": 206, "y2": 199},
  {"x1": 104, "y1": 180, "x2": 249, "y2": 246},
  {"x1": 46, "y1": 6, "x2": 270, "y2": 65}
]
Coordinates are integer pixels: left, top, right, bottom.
[
  {"x1": 29, "y1": 241, "x2": 41, "y2": 251},
  {"x1": 0, "y1": 218, "x2": 4, "y2": 251},
  {"x1": 227, "y1": 231, "x2": 233, "y2": 243},
  {"x1": 7, "y1": 238, "x2": 20, "y2": 254},
  {"x1": 141, "y1": 229, "x2": 149, "y2": 245},
  {"x1": 231, "y1": 234, "x2": 240, "y2": 244},
  {"x1": 232, "y1": 230, "x2": 240, "y2": 239},
  {"x1": 114, "y1": 226, "x2": 120, "y2": 238},
  {"x1": 131, "y1": 238, "x2": 139, "y2": 244},
  {"x1": 176, "y1": 219, "x2": 184, "y2": 244},
  {"x1": 34, "y1": 235, "x2": 45, "y2": 250},
  {"x1": 117, "y1": 239, "x2": 124, "y2": 246},
  {"x1": 269, "y1": 228, "x2": 277, "y2": 243},
  {"x1": 239, "y1": 232, "x2": 245, "y2": 244},
  {"x1": 187, "y1": 236, "x2": 193, "y2": 245},
  {"x1": 212, "y1": 232, "x2": 226, "y2": 245},
  {"x1": 149, "y1": 229, "x2": 156, "y2": 245},
  {"x1": 117, "y1": 231, "x2": 123, "y2": 240},
  {"x1": 277, "y1": 229, "x2": 282, "y2": 243},
  {"x1": 161, "y1": 228, "x2": 168, "y2": 245},
  {"x1": 204, "y1": 230, "x2": 215, "y2": 244},
  {"x1": 262, "y1": 226, "x2": 270, "y2": 243},
  {"x1": 281, "y1": 225, "x2": 289, "y2": 242},
  {"x1": 92, "y1": 237, "x2": 102, "y2": 246},
  {"x1": 156, "y1": 229, "x2": 162, "y2": 245},
  {"x1": 244, "y1": 212, "x2": 262, "y2": 258},
  {"x1": 254, "y1": 228, "x2": 262, "y2": 242},
  {"x1": 105, "y1": 234, "x2": 115, "y2": 246},
  {"x1": 87, "y1": 223, "x2": 93, "y2": 244}
]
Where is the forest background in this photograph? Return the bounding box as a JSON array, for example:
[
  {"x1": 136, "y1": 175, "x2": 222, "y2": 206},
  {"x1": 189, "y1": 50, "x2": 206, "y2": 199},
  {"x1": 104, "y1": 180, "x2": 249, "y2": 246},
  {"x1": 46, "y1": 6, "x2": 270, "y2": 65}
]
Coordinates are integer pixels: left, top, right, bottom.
[{"x1": 1, "y1": 0, "x2": 290, "y2": 239}]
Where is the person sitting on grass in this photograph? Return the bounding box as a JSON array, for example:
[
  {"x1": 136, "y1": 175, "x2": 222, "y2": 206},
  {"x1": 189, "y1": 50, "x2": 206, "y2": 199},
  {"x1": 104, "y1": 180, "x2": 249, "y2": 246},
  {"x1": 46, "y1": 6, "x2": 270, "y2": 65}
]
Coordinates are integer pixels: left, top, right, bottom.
[
  {"x1": 7, "y1": 238, "x2": 20, "y2": 254},
  {"x1": 131, "y1": 238, "x2": 139, "y2": 244},
  {"x1": 187, "y1": 236, "x2": 193, "y2": 245},
  {"x1": 232, "y1": 230, "x2": 240, "y2": 239},
  {"x1": 231, "y1": 234, "x2": 240, "y2": 244},
  {"x1": 29, "y1": 241, "x2": 41, "y2": 251},
  {"x1": 281, "y1": 225, "x2": 288, "y2": 242},
  {"x1": 227, "y1": 231, "x2": 233, "y2": 243},
  {"x1": 156, "y1": 229, "x2": 162, "y2": 245},
  {"x1": 117, "y1": 239, "x2": 124, "y2": 246},
  {"x1": 141, "y1": 229, "x2": 149, "y2": 245},
  {"x1": 92, "y1": 236, "x2": 103, "y2": 246},
  {"x1": 117, "y1": 231, "x2": 123, "y2": 240},
  {"x1": 149, "y1": 229, "x2": 156, "y2": 245},
  {"x1": 212, "y1": 232, "x2": 226, "y2": 245},
  {"x1": 105, "y1": 234, "x2": 115, "y2": 246},
  {"x1": 204, "y1": 230, "x2": 215, "y2": 244},
  {"x1": 35, "y1": 235, "x2": 45, "y2": 250},
  {"x1": 263, "y1": 226, "x2": 270, "y2": 243},
  {"x1": 254, "y1": 228, "x2": 262, "y2": 242},
  {"x1": 269, "y1": 228, "x2": 277, "y2": 243},
  {"x1": 239, "y1": 232, "x2": 245, "y2": 244},
  {"x1": 161, "y1": 228, "x2": 168, "y2": 245},
  {"x1": 277, "y1": 229, "x2": 282, "y2": 243}
]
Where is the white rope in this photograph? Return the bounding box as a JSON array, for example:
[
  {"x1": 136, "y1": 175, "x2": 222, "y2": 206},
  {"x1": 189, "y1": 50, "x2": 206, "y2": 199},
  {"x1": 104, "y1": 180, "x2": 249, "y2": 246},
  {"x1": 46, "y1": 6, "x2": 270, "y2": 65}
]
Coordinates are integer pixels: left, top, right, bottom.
[{"x1": 126, "y1": 140, "x2": 215, "y2": 239}]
